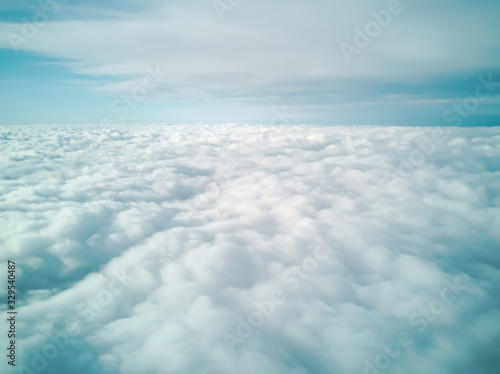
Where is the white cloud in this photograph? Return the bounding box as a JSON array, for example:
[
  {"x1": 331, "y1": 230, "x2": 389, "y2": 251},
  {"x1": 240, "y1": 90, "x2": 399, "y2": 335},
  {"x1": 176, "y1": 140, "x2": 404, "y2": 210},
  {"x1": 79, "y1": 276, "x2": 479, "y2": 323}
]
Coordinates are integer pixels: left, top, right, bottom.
[
  {"x1": 1, "y1": 124, "x2": 499, "y2": 373},
  {"x1": 1, "y1": 0, "x2": 499, "y2": 98}
]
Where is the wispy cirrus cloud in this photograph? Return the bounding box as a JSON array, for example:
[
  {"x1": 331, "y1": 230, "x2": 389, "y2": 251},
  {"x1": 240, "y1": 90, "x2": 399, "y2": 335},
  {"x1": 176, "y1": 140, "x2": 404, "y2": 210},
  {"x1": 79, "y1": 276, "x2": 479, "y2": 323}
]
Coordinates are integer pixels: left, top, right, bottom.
[{"x1": 0, "y1": 0, "x2": 499, "y2": 124}]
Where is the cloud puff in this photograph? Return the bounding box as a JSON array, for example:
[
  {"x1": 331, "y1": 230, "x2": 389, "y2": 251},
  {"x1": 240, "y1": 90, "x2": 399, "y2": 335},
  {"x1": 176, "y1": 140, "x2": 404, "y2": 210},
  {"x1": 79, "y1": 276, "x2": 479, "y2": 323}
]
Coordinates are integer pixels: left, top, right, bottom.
[{"x1": 1, "y1": 124, "x2": 500, "y2": 374}]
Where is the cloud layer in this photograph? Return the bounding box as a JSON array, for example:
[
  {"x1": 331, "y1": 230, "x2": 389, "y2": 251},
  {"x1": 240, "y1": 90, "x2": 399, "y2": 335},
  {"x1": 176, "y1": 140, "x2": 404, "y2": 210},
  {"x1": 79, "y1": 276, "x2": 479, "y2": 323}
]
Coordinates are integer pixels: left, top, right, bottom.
[{"x1": 1, "y1": 124, "x2": 500, "y2": 374}]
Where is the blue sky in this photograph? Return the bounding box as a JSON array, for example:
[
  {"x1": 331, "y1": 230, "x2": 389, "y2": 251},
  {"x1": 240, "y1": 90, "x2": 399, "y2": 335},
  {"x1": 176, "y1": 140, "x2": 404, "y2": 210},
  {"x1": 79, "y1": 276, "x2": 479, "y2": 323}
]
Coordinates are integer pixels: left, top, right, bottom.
[{"x1": 1, "y1": 0, "x2": 499, "y2": 126}]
